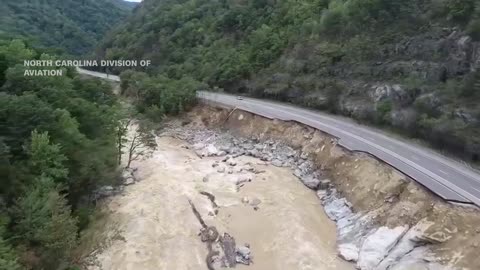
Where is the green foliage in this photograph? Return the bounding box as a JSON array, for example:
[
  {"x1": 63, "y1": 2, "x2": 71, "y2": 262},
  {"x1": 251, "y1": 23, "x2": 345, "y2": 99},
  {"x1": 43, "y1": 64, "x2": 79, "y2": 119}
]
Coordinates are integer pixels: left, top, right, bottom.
[
  {"x1": 11, "y1": 177, "x2": 78, "y2": 268},
  {"x1": 26, "y1": 130, "x2": 68, "y2": 182},
  {"x1": 0, "y1": 237, "x2": 22, "y2": 270},
  {"x1": 375, "y1": 100, "x2": 393, "y2": 124},
  {"x1": 0, "y1": 40, "x2": 121, "y2": 269},
  {"x1": 444, "y1": 0, "x2": 476, "y2": 23},
  {"x1": 120, "y1": 71, "x2": 201, "y2": 117},
  {"x1": 0, "y1": 0, "x2": 132, "y2": 55},
  {"x1": 98, "y1": 0, "x2": 480, "y2": 161},
  {"x1": 462, "y1": 70, "x2": 480, "y2": 97}
]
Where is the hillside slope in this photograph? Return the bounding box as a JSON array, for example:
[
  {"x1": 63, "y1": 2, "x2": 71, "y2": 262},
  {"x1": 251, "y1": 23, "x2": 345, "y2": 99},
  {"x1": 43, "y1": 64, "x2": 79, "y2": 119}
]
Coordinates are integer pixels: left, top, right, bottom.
[
  {"x1": 97, "y1": 0, "x2": 480, "y2": 161},
  {"x1": 0, "y1": 0, "x2": 133, "y2": 55}
]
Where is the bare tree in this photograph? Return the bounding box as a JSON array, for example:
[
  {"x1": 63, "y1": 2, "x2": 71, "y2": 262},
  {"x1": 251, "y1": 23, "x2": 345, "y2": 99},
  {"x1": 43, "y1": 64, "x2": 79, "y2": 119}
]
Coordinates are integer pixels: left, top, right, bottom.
[
  {"x1": 117, "y1": 112, "x2": 157, "y2": 168},
  {"x1": 125, "y1": 124, "x2": 157, "y2": 168},
  {"x1": 117, "y1": 118, "x2": 132, "y2": 165}
]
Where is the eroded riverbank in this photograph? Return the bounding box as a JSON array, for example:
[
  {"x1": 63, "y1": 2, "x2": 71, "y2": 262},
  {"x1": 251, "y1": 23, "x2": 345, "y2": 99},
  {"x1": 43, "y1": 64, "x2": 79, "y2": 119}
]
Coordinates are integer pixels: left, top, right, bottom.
[
  {"x1": 79, "y1": 105, "x2": 480, "y2": 270},
  {"x1": 81, "y1": 127, "x2": 352, "y2": 270}
]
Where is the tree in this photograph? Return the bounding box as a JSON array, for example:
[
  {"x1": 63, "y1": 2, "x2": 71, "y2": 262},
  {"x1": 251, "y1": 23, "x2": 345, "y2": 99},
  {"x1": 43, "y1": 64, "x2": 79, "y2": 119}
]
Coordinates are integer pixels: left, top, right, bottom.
[
  {"x1": 124, "y1": 123, "x2": 157, "y2": 169},
  {"x1": 117, "y1": 118, "x2": 132, "y2": 165},
  {"x1": 0, "y1": 41, "x2": 121, "y2": 269},
  {"x1": 26, "y1": 130, "x2": 68, "y2": 182},
  {"x1": 11, "y1": 177, "x2": 78, "y2": 269},
  {"x1": 0, "y1": 237, "x2": 22, "y2": 270}
]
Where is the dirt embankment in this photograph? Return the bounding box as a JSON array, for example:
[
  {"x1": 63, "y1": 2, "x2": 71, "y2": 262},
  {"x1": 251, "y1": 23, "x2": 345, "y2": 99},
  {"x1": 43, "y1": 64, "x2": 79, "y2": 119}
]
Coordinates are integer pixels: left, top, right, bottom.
[{"x1": 189, "y1": 105, "x2": 480, "y2": 270}]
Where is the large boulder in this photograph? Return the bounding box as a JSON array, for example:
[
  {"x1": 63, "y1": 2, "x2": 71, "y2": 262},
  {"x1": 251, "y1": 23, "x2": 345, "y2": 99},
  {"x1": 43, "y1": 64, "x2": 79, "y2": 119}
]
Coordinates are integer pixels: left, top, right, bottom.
[
  {"x1": 370, "y1": 84, "x2": 415, "y2": 107},
  {"x1": 357, "y1": 226, "x2": 409, "y2": 270}
]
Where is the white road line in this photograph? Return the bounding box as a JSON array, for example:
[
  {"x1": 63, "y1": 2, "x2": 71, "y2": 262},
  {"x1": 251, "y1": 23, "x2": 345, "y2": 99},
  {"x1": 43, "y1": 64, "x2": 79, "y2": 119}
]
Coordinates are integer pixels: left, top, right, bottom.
[
  {"x1": 438, "y1": 170, "x2": 450, "y2": 176},
  {"x1": 211, "y1": 95, "x2": 477, "y2": 203}
]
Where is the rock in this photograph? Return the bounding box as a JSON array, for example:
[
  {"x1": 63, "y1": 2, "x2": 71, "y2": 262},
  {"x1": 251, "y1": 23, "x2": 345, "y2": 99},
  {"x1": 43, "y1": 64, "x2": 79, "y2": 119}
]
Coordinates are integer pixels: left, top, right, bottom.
[
  {"x1": 121, "y1": 168, "x2": 136, "y2": 185},
  {"x1": 227, "y1": 159, "x2": 237, "y2": 166},
  {"x1": 217, "y1": 167, "x2": 226, "y2": 173},
  {"x1": 413, "y1": 231, "x2": 451, "y2": 244},
  {"x1": 376, "y1": 220, "x2": 433, "y2": 270},
  {"x1": 454, "y1": 108, "x2": 478, "y2": 124},
  {"x1": 242, "y1": 197, "x2": 250, "y2": 204},
  {"x1": 235, "y1": 175, "x2": 252, "y2": 185},
  {"x1": 300, "y1": 175, "x2": 320, "y2": 189},
  {"x1": 124, "y1": 178, "x2": 135, "y2": 186},
  {"x1": 236, "y1": 245, "x2": 252, "y2": 265},
  {"x1": 202, "y1": 176, "x2": 209, "y2": 182},
  {"x1": 248, "y1": 149, "x2": 260, "y2": 158},
  {"x1": 271, "y1": 159, "x2": 284, "y2": 167},
  {"x1": 357, "y1": 226, "x2": 409, "y2": 270},
  {"x1": 249, "y1": 198, "x2": 262, "y2": 207},
  {"x1": 293, "y1": 169, "x2": 303, "y2": 178},
  {"x1": 316, "y1": 190, "x2": 328, "y2": 200},
  {"x1": 193, "y1": 143, "x2": 205, "y2": 150},
  {"x1": 387, "y1": 247, "x2": 440, "y2": 270},
  {"x1": 318, "y1": 179, "x2": 331, "y2": 190},
  {"x1": 371, "y1": 84, "x2": 412, "y2": 105},
  {"x1": 323, "y1": 197, "x2": 352, "y2": 221},
  {"x1": 338, "y1": 243, "x2": 359, "y2": 262},
  {"x1": 195, "y1": 150, "x2": 205, "y2": 158},
  {"x1": 205, "y1": 144, "x2": 219, "y2": 156},
  {"x1": 242, "y1": 143, "x2": 254, "y2": 150},
  {"x1": 216, "y1": 150, "x2": 227, "y2": 157},
  {"x1": 243, "y1": 164, "x2": 255, "y2": 172}
]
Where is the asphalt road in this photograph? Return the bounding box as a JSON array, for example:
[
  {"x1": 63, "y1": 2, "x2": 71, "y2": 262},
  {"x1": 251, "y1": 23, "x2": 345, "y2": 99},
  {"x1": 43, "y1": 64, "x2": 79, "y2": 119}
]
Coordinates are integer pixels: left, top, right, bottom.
[
  {"x1": 77, "y1": 67, "x2": 120, "y2": 82},
  {"x1": 77, "y1": 68, "x2": 480, "y2": 207},
  {"x1": 198, "y1": 91, "x2": 480, "y2": 207}
]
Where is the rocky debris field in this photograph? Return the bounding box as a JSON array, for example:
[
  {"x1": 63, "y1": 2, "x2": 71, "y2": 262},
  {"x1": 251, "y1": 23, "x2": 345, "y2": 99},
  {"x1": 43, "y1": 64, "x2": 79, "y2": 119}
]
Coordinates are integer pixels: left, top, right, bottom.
[{"x1": 161, "y1": 119, "x2": 455, "y2": 270}]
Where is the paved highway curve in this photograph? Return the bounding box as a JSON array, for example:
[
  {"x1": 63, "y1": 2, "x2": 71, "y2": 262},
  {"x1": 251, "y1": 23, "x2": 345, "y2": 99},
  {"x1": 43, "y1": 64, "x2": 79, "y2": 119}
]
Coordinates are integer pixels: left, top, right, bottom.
[
  {"x1": 77, "y1": 68, "x2": 480, "y2": 207},
  {"x1": 198, "y1": 92, "x2": 480, "y2": 207}
]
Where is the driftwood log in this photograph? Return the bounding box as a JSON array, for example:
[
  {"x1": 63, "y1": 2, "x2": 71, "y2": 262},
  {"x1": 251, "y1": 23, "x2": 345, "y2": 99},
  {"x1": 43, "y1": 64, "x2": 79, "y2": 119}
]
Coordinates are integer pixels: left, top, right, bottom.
[
  {"x1": 200, "y1": 191, "x2": 218, "y2": 208},
  {"x1": 220, "y1": 233, "x2": 237, "y2": 267},
  {"x1": 188, "y1": 199, "x2": 220, "y2": 270}
]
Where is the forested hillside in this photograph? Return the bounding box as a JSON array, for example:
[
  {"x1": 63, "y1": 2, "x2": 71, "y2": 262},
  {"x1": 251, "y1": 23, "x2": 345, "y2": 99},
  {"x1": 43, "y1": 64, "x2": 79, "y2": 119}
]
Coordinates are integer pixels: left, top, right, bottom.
[
  {"x1": 0, "y1": 0, "x2": 133, "y2": 55},
  {"x1": 97, "y1": 0, "x2": 480, "y2": 161},
  {"x1": 0, "y1": 39, "x2": 121, "y2": 269}
]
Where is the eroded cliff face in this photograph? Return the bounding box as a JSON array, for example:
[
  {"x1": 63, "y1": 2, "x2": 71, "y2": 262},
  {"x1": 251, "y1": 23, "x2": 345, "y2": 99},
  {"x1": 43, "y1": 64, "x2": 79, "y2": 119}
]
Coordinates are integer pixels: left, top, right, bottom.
[{"x1": 187, "y1": 105, "x2": 480, "y2": 270}]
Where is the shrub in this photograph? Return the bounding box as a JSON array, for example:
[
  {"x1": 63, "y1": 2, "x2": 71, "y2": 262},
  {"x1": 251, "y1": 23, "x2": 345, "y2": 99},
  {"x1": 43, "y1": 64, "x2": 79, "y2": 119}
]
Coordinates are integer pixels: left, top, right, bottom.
[{"x1": 375, "y1": 100, "x2": 393, "y2": 124}]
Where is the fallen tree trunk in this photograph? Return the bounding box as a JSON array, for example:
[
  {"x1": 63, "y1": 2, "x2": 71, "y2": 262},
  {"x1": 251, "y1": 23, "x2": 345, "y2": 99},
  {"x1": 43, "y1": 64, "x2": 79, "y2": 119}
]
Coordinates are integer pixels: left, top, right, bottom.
[{"x1": 220, "y1": 233, "x2": 237, "y2": 268}]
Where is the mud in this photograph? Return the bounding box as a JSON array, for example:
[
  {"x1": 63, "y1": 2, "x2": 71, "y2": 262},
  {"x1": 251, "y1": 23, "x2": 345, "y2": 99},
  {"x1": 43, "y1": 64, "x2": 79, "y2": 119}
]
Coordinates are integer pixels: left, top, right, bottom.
[
  {"x1": 186, "y1": 105, "x2": 480, "y2": 270},
  {"x1": 82, "y1": 134, "x2": 352, "y2": 270}
]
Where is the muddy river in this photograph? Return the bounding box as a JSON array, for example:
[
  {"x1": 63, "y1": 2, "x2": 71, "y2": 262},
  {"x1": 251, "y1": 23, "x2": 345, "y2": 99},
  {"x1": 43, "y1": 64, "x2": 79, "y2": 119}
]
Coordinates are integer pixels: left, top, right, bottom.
[{"x1": 86, "y1": 136, "x2": 353, "y2": 270}]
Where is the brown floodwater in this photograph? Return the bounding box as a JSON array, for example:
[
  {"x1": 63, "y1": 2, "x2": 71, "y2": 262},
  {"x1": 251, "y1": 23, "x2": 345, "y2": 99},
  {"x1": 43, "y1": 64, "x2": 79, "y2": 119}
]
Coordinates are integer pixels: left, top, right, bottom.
[{"x1": 87, "y1": 136, "x2": 353, "y2": 270}]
